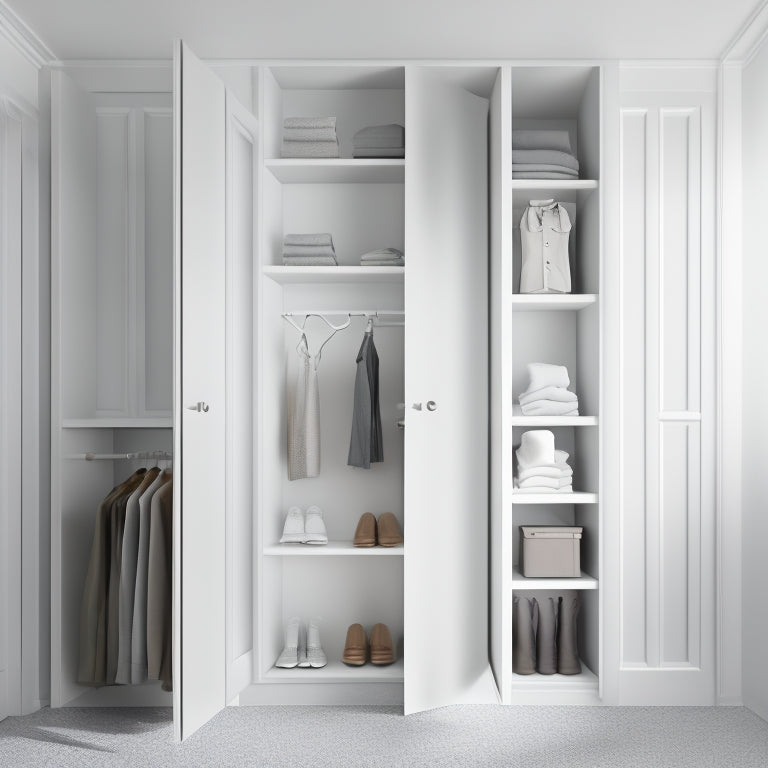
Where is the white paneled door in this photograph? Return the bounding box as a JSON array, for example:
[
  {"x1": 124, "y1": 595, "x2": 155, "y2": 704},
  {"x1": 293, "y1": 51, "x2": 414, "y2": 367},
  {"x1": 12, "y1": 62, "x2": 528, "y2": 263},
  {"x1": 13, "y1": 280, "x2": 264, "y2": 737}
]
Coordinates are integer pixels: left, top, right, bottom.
[{"x1": 404, "y1": 68, "x2": 495, "y2": 713}]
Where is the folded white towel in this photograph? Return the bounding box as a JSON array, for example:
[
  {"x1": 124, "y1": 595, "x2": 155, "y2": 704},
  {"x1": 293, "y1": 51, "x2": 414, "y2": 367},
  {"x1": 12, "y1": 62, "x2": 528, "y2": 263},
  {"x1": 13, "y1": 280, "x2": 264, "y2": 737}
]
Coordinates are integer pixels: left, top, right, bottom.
[
  {"x1": 526, "y1": 363, "x2": 570, "y2": 392},
  {"x1": 284, "y1": 233, "x2": 334, "y2": 247},
  {"x1": 519, "y1": 385, "x2": 577, "y2": 405},
  {"x1": 282, "y1": 244, "x2": 337, "y2": 259},
  {"x1": 517, "y1": 464, "x2": 572, "y2": 482},
  {"x1": 284, "y1": 117, "x2": 336, "y2": 129},
  {"x1": 520, "y1": 401, "x2": 580, "y2": 416},
  {"x1": 283, "y1": 127, "x2": 338, "y2": 142},
  {"x1": 281, "y1": 140, "x2": 339, "y2": 158},
  {"x1": 517, "y1": 475, "x2": 573, "y2": 489},
  {"x1": 511, "y1": 163, "x2": 579, "y2": 176},
  {"x1": 512, "y1": 130, "x2": 573, "y2": 153},
  {"x1": 512, "y1": 149, "x2": 579, "y2": 172},
  {"x1": 513, "y1": 483, "x2": 574, "y2": 494},
  {"x1": 282, "y1": 256, "x2": 337, "y2": 266},
  {"x1": 512, "y1": 171, "x2": 579, "y2": 179},
  {"x1": 516, "y1": 452, "x2": 572, "y2": 473},
  {"x1": 516, "y1": 430, "x2": 555, "y2": 467}
]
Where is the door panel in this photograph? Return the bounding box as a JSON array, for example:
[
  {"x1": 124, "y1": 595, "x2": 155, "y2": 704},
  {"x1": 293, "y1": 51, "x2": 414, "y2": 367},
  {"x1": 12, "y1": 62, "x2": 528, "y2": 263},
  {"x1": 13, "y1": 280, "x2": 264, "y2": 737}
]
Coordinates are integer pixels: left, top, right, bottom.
[
  {"x1": 173, "y1": 41, "x2": 227, "y2": 740},
  {"x1": 404, "y1": 68, "x2": 493, "y2": 713}
]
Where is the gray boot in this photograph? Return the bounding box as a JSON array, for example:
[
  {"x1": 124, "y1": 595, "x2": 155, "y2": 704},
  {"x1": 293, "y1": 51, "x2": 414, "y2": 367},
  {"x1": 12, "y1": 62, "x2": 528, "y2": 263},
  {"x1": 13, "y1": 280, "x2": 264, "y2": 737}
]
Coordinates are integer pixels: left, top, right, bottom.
[
  {"x1": 536, "y1": 597, "x2": 558, "y2": 674},
  {"x1": 512, "y1": 596, "x2": 538, "y2": 675},
  {"x1": 557, "y1": 594, "x2": 581, "y2": 675}
]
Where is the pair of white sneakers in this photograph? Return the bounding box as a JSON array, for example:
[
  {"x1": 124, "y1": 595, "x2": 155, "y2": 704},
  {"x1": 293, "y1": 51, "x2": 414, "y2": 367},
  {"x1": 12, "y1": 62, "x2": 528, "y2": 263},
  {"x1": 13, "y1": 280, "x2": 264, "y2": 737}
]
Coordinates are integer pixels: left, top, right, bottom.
[
  {"x1": 279, "y1": 505, "x2": 328, "y2": 545},
  {"x1": 275, "y1": 617, "x2": 327, "y2": 669}
]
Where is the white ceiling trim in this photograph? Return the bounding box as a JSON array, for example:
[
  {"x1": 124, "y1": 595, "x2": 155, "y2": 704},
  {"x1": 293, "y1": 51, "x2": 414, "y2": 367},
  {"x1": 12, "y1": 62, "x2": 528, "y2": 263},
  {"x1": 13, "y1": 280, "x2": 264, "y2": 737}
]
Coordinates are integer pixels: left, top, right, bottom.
[
  {"x1": 721, "y1": 0, "x2": 768, "y2": 63},
  {"x1": 0, "y1": 0, "x2": 56, "y2": 67}
]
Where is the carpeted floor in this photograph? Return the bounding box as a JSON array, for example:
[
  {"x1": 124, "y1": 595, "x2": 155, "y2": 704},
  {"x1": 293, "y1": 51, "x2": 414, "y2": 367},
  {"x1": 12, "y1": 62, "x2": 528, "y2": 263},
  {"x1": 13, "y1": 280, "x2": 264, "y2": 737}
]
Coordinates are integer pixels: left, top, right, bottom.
[{"x1": 0, "y1": 705, "x2": 767, "y2": 767}]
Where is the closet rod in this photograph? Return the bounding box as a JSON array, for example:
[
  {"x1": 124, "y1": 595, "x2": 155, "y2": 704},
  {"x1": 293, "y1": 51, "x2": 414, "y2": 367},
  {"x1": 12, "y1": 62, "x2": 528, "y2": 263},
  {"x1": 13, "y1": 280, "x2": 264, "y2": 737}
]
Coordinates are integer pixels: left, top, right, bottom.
[
  {"x1": 281, "y1": 310, "x2": 405, "y2": 326},
  {"x1": 66, "y1": 451, "x2": 173, "y2": 461}
]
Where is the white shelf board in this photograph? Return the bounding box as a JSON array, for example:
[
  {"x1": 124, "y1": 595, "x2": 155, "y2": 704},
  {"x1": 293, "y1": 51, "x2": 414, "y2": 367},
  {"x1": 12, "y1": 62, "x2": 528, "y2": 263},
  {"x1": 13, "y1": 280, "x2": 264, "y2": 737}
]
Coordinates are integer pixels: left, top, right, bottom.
[
  {"x1": 511, "y1": 405, "x2": 597, "y2": 427},
  {"x1": 264, "y1": 658, "x2": 404, "y2": 683},
  {"x1": 264, "y1": 541, "x2": 403, "y2": 556},
  {"x1": 511, "y1": 491, "x2": 598, "y2": 505},
  {"x1": 265, "y1": 159, "x2": 404, "y2": 184},
  {"x1": 511, "y1": 663, "x2": 598, "y2": 693},
  {"x1": 263, "y1": 265, "x2": 404, "y2": 285},
  {"x1": 511, "y1": 179, "x2": 598, "y2": 192},
  {"x1": 510, "y1": 294, "x2": 597, "y2": 311},
  {"x1": 62, "y1": 417, "x2": 173, "y2": 429},
  {"x1": 511, "y1": 566, "x2": 598, "y2": 590}
]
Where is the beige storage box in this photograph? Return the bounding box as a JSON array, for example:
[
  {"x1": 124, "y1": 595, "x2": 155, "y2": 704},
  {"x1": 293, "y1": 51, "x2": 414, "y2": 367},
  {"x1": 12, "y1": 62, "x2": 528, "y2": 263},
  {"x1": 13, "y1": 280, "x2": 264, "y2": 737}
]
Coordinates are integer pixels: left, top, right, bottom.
[{"x1": 519, "y1": 525, "x2": 583, "y2": 577}]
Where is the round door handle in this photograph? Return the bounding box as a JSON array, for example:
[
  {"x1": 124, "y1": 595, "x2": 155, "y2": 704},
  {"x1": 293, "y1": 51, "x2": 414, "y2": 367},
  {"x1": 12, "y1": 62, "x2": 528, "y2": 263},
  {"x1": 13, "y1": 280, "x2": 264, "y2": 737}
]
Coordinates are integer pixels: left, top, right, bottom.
[{"x1": 426, "y1": 401, "x2": 437, "y2": 411}]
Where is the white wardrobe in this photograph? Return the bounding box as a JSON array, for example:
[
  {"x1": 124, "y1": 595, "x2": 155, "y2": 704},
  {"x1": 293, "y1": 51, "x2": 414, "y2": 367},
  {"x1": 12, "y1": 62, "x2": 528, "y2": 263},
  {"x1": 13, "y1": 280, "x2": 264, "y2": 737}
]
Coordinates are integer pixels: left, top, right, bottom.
[{"x1": 49, "y1": 44, "x2": 718, "y2": 740}]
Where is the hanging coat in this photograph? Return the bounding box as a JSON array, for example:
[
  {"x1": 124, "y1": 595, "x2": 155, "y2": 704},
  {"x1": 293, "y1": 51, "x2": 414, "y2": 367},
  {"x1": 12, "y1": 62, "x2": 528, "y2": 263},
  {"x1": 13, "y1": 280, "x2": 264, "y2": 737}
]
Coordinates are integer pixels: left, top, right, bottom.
[
  {"x1": 348, "y1": 329, "x2": 383, "y2": 469},
  {"x1": 288, "y1": 333, "x2": 321, "y2": 480}
]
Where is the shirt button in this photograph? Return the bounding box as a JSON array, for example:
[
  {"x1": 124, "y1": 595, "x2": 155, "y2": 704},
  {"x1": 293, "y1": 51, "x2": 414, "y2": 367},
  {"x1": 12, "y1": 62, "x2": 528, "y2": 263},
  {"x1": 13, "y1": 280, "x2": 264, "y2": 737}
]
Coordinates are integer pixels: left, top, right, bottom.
[{"x1": 544, "y1": 241, "x2": 550, "y2": 247}]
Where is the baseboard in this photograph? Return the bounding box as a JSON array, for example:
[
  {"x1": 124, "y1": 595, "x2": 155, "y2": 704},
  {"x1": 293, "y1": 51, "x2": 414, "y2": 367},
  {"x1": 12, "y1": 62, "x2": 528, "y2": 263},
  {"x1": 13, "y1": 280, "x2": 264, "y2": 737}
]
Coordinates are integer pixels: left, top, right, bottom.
[
  {"x1": 717, "y1": 696, "x2": 744, "y2": 706},
  {"x1": 237, "y1": 682, "x2": 403, "y2": 706}
]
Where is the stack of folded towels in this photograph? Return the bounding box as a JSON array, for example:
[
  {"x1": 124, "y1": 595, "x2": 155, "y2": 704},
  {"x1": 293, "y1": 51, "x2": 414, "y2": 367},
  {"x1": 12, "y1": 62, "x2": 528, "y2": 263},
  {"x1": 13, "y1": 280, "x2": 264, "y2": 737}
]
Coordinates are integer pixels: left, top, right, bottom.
[
  {"x1": 282, "y1": 233, "x2": 338, "y2": 266},
  {"x1": 282, "y1": 117, "x2": 340, "y2": 158},
  {"x1": 512, "y1": 129, "x2": 579, "y2": 180},
  {"x1": 518, "y1": 363, "x2": 579, "y2": 416},
  {"x1": 360, "y1": 247, "x2": 404, "y2": 267},
  {"x1": 515, "y1": 429, "x2": 573, "y2": 493},
  {"x1": 352, "y1": 124, "x2": 405, "y2": 158}
]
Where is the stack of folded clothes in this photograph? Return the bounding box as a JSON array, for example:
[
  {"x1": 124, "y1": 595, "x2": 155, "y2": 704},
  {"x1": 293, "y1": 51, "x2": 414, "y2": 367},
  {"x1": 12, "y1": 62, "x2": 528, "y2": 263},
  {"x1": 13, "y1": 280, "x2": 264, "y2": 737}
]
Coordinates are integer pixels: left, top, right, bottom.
[
  {"x1": 352, "y1": 124, "x2": 405, "y2": 158},
  {"x1": 282, "y1": 117, "x2": 340, "y2": 158},
  {"x1": 514, "y1": 429, "x2": 573, "y2": 493},
  {"x1": 512, "y1": 129, "x2": 579, "y2": 180},
  {"x1": 282, "y1": 233, "x2": 338, "y2": 266},
  {"x1": 517, "y1": 363, "x2": 579, "y2": 416},
  {"x1": 360, "y1": 247, "x2": 404, "y2": 267}
]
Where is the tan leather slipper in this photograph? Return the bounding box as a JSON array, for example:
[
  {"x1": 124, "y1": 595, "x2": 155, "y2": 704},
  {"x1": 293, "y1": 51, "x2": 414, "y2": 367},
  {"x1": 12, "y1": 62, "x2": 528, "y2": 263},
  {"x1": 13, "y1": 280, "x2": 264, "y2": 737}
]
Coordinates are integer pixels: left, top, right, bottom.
[
  {"x1": 377, "y1": 513, "x2": 403, "y2": 547},
  {"x1": 342, "y1": 623, "x2": 368, "y2": 665},
  {"x1": 369, "y1": 623, "x2": 395, "y2": 665},
  {"x1": 353, "y1": 512, "x2": 377, "y2": 547}
]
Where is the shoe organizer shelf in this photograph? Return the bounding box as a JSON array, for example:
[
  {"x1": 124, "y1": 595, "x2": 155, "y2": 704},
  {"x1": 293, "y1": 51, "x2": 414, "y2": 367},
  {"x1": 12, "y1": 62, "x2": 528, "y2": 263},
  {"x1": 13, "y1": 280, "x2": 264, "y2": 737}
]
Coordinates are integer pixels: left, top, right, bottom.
[{"x1": 264, "y1": 541, "x2": 404, "y2": 556}]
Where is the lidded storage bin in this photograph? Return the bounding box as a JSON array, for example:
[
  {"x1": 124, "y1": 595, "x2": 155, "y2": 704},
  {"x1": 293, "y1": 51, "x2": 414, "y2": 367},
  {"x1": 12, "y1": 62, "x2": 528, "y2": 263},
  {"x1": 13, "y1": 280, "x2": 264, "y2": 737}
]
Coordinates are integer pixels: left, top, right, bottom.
[{"x1": 519, "y1": 525, "x2": 583, "y2": 577}]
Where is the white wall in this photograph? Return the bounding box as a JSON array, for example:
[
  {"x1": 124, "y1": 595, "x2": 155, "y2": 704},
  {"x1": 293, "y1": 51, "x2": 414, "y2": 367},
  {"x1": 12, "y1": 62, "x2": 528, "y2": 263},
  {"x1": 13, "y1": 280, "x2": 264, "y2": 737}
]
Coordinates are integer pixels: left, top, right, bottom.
[{"x1": 741, "y1": 43, "x2": 768, "y2": 723}]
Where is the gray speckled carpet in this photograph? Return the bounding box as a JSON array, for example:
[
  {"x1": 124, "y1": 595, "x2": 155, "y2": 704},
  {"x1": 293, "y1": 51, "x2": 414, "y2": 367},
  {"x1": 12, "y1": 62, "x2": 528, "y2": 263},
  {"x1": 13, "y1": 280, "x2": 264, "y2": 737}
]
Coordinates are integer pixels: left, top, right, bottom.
[{"x1": 1, "y1": 705, "x2": 767, "y2": 767}]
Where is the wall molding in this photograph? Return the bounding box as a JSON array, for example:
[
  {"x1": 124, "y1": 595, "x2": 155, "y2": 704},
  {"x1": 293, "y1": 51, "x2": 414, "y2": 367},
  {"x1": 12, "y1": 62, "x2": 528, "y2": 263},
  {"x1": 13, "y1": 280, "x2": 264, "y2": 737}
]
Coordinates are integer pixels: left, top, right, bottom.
[
  {"x1": 721, "y1": 0, "x2": 768, "y2": 64},
  {"x1": 0, "y1": 1, "x2": 55, "y2": 68}
]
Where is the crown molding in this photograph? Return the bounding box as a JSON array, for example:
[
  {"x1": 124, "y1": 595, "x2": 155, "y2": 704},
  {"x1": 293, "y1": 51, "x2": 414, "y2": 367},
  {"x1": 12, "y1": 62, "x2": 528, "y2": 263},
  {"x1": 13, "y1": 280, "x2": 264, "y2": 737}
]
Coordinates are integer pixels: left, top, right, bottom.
[
  {"x1": 0, "y1": 1, "x2": 56, "y2": 68},
  {"x1": 721, "y1": 0, "x2": 768, "y2": 64}
]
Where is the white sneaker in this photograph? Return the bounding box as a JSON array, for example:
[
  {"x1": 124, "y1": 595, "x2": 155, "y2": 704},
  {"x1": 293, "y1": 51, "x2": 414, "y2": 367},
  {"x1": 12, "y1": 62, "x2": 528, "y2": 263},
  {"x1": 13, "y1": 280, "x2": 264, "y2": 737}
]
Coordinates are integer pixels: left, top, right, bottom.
[
  {"x1": 275, "y1": 616, "x2": 300, "y2": 668},
  {"x1": 297, "y1": 623, "x2": 310, "y2": 668},
  {"x1": 306, "y1": 619, "x2": 327, "y2": 668},
  {"x1": 280, "y1": 506, "x2": 306, "y2": 543},
  {"x1": 304, "y1": 505, "x2": 328, "y2": 545}
]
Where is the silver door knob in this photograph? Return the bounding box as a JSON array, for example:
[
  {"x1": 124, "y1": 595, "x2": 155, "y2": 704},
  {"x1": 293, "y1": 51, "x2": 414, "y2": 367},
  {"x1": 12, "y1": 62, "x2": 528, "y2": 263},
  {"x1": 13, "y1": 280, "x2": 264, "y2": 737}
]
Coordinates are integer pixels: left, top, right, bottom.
[
  {"x1": 187, "y1": 401, "x2": 209, "y2": 413},
  {"x1": 426, "y1": 401, "x2": 437, "y2": 411}
]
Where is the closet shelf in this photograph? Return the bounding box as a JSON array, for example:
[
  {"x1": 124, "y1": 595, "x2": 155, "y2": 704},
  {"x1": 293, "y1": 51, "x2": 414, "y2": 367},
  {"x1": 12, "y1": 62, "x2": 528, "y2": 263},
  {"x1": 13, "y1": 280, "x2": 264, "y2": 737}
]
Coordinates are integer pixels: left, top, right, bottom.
[
  {"x1": 263, "y1": 265, "x2": 404, "y2": 285},
  {"x1": 511, "y1": 566, "x2": 598, "y2": 590},
  {"x1": 511, "y1": 179, "x2": 598, "y2": 192},
  {"x1": 265, "y1": 158, "x2": 405, "y2": 184},
  {"x1": 264, "y1": 541, "x2": 404, "y2": 556},
  {"x1": 62, "y1": 417, "x2": 173, "y2": 429},
  {"x1": 511, "y1": 405, "x2": 597, "y2": 427},
  {"x1": 510, "y1": 663, "x2": 598, "y2": 693},
  {"x1": 264, "y1": 658, "x2": 404, "y2": 683},
  {"x1": 511, "y1": 491, "x2": 598, "y2": 505},
  {"x1": 510, "y1": 294, "x2": 597, "y2": 311}
]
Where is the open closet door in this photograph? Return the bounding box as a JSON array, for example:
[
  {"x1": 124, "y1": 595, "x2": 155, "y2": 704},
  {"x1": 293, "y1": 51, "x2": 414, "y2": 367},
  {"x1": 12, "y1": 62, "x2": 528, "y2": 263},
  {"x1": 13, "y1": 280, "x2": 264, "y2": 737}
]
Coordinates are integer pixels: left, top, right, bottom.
[
  {"x1": 173, "y1": 40, "x2": 227, "y2": 741},
  {"x1": 404, "y1": 68, "x2": 495, "y2": 713}
]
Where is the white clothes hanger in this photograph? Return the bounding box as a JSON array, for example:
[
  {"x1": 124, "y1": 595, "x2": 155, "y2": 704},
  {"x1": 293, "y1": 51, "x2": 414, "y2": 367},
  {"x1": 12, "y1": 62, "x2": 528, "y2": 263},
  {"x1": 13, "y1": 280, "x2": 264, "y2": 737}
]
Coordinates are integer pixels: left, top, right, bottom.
[{"x1": 283, "y1": 313, "x2": 352, "y2": 365}]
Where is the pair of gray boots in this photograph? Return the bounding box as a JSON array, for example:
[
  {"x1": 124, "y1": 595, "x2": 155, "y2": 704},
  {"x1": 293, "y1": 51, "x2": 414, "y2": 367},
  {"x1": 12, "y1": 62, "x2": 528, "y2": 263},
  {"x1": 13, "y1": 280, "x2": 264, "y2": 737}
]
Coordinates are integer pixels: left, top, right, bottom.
[{"x1": 513, "y1": 594, "x2": 581, "y2": 675}]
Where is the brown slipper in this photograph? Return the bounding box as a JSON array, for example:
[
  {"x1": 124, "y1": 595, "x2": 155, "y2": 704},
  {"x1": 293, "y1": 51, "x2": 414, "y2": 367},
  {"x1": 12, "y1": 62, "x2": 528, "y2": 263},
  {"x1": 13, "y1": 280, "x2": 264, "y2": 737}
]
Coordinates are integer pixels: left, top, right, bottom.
[
  {"x1": 377, "y1": 513, "x2": 403, "y2": 547},
  {"x1": 342, "y1": 623, "x2": 368, "y2": 665},
  {"x1": 369, "y1": 622, "x2": 395, "y2": 665},
  {"x1": 353, "y1": 512, "x2": 377, "y2": 547}
]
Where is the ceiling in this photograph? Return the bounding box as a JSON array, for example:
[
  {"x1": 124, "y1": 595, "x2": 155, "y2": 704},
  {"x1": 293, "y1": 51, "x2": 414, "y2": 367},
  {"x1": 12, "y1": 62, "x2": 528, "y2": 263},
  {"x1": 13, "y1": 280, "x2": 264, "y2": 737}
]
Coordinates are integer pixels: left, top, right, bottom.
[{"x1": 7, "y1": 0, "x2": 763, "y2": 61}]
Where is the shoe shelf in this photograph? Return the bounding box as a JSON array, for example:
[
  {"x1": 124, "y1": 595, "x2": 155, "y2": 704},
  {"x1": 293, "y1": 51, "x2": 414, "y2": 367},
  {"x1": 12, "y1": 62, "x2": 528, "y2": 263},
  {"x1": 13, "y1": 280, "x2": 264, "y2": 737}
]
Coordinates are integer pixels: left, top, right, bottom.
[
  {"x1": 510, "y1": 294, "x2": 597, "y2": 312},
  {"x1": 265, "y1": 658, "x2": 404, "y2": 683},
  {"x1": 511, "y1": 405, "x2": 598, "y2": 427},
  {"x1": 511, "y1": 491, "x2": 598, "y2": 505},
  {"x1": 263, "y1": 265, "x2": 405, "y2": 285},
  {"x1": 265, "y1": 158, "x2": 405, "y2": 184},
  {"x1": 510, "y1": 663, "x2": 598, "y2": 693},
  {"x1": 263, "y1": 541, "x2": 404, "y2": 556},
  {"x1": 511, "y1": 565, "x2": 597, "y2": 590}
]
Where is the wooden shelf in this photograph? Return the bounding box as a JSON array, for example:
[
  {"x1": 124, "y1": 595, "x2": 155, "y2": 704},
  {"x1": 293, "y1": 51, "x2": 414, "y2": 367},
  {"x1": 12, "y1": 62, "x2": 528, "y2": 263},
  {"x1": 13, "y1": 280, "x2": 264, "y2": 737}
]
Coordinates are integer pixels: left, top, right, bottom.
[
  {"x1": 512, "y1": 566, "x2": 597, "y2": 590},
  {"x1": 264, "y1": 541, "x2": 403, "y2": 556},
  {"x1": 264, "y1": 658, "x2": 404, "y2": 683},
  {"x1": 511, "y1": 492, "x2": 598, "y2": 505},
  {"x1": 511, "y1": 663, "x2": 598, "y2": 693},
  {"x1": 265, "y1": 158, "x2": 405, "y2": 184},
  {"x1": 511, "y1": 405, "x2": 597, "y2": 427},
  {"x1": 511, "y1": 294, "x2": 597, "y2": 311},
  {"x1": 62, "y1": 417, "x2": 172, "y2": 429},
  {"x1": 263, "y1": 265, "x2": 404, "y2": 285}
]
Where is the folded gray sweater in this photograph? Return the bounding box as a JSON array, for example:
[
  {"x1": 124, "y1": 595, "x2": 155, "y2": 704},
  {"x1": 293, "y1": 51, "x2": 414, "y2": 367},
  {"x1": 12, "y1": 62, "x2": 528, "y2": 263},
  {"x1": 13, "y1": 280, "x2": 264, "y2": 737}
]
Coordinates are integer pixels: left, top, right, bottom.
[
  {"x1": 512, "y1": 129, "x2": 572, "y2": 154},
  {"x1": 283, "y1": 127, "x2": 338, "y2": 142},
  {"x1": 512, "y1": 163, "x2": 578, "y2": 176},
  {"x1": 282, "y1": 244, "x2": 337, "y2": 258},
  {"x1": 512, "y1": 149, "x2": 579, "y2": 172},
  {"x1": 284, "y1": 117, "x2": 336, "y2": 129},
  {"x1": 281, "y1": 140, "x2": 339, "y2": 158},
  {"x1": 284, "y1": 233, "x2": 334, "y2": 247}
]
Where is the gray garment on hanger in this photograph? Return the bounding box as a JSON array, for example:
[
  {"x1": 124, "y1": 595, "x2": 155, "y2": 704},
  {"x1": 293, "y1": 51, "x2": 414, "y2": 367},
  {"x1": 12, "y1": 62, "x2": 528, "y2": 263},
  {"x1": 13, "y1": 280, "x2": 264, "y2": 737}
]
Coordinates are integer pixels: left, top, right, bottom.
[
  {"x1": 348, "y1": 330, "x2": 383, "y2": 469},
  {"x1": 288, "y1": 334, "x2": 321, "y2": 480}
]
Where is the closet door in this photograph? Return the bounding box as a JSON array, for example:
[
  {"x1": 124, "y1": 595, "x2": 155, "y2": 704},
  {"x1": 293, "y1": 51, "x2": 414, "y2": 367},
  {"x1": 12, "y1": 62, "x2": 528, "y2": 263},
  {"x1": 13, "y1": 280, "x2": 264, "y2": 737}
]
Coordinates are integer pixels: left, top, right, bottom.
[
  {"x1": 404, "y1": 69, "x2": 492, "y2": 713},
  {"x1": 173, "y1": 41, "x2": 227, "y2": 740}
]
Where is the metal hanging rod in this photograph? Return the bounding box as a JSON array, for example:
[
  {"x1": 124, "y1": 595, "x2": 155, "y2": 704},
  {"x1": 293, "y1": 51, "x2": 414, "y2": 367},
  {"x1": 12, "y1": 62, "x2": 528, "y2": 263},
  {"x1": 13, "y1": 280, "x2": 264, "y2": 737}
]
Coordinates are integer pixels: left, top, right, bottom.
[
  {"x1": 66, "y1": 451, "x2": 173, "y2": 461},
  {"x1": 281, "y1": 310, "x2": 405, "y2": 328}
]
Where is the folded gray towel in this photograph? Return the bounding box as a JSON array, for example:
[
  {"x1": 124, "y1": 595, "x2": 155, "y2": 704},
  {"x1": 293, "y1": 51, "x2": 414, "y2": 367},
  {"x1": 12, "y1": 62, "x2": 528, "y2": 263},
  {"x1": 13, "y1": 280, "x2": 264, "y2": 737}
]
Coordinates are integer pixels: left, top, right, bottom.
[
  {"x1": 361, "y1": 259, "x2": 405, "y2": 267},
  {"x1": 354, "y1": 135, "x2": 406, "y2": 149},
  {"x1": 282, "y1": 244, "x2": 337, "y2": 258},
  {"x1": 361, "y1": 248, "x2": 403, "y2": 261},
  {"x1": 284, "y1": 233, "x2": 334, "y2": 247},
  {"x1": 282, "y1": 140, "x2": 340, "y2": 158},
  {"x1": 282, "y1": 257, "x2": 338, "y2": 267},
  {"x1": 512, "y1": 129, "x2": 572, "y2": 154},
  {"x1": 512, "y1": 149, "x2": 579, "y2": 172},
  {"x1": 283, "y1": 127, "x2": 338, "y2": 142},
  {"x1": 284, "y1": 117, "x2": 336, "y2": 129},
  {"x1": 512, "y1": 163, "x2": 578, "y2": 176},
  {"x1": 512, "y1": 171, "x2": 581, "y2": 179},
  {"x1": 354, "y1": 123, "x2": 404, "y2": 142},
  {"x1": 352, "y1": 147, "x2": 405, "y2": 158}
]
